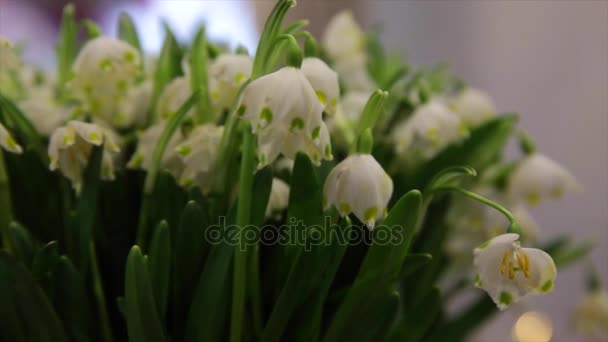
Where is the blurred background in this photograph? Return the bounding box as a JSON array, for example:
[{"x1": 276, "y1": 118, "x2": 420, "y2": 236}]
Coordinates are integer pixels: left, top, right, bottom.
[{"x1": 1, "y1": 0, "x2": 606, "y2": 340}]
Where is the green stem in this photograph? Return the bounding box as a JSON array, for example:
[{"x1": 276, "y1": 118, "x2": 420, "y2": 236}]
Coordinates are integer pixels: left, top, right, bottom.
[
  {"x1": 56, "y1": 4, "x2": 76, "y2": 101},
  {"x1": 90, "y1": 242, "x2": 113, "y2": 342},
  {"x1": 249, "y1": 245, "x2": 263, "y2": 338},
  {"x1": 0, "y1": 150, "x2": 13, "y2": 249},
  {"x1": 136, "y1": 92, "x2": 199, "y2": 247},
  {"x1": 231, "y1": 125, "x2": 256, "y2": 342},
  {"x1": 431, "y1": 185, "x2": 516, "y2": 225}
]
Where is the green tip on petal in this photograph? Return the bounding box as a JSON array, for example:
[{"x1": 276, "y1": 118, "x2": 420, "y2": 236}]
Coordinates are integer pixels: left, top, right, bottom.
[
  {"x1": 541, "y1": 280, "x2": 553, "y2": 293},
  {"x1": 499, "y1": 291, "x2": 512, "y2": 306}
]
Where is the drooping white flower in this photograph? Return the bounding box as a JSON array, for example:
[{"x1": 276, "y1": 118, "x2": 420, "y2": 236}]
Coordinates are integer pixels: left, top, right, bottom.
[
  {"x1": 238, "y1": 66, "x2": 332, "y2": 167},
  {"x1": 174, "y1": 124, "x2": 223, "y2": 193},
  {"x1": 209, "y1": 54, "x2": 252, "y2": 110},
  {"x1": 70, "y1": 37, "x2": 141, "y2": 122},
  {"x1": 127, "y1": 121, "x2": 184, "y2": 172},
  {"x1": 48, "y1": 121, "x2": 120, "y2": 190},
  {"x1": 0, "y1": 122, "x2": 22, "y2": 154},
  {"x1": 575, "y1": 290, "x2": 608, "y2": 338},
  {"x1": 339, "y1": 91, "x2": 370, "y2": 124},
  {"x1": 0, "y1": 36, "x2": 22, "y2": 71},
  {"x1": 156, "y1": 77, "x2": 195, "y2": 120},
  {"x1": 323, "y1": 154, "x2": 393, "y2": 228},
  {"x1": 332, "y1": 54, "x2": 376, "y2": 92},
  {"x1": 322, "y1": 11, "x2": 366, "y2": 60},
  {"x1": 473, "y1": 233, "x2": 556, "y2": 310},
  {"x1": 300, "y1": 57, "x2": 340, "y2": 115},
  {"x1": 18, "y1": 88, "x2": 69, "y2": 136},
  {"x1": 508, "y1": 153, "x2": 580, "y2": 207},
  {"x1": 392, "y1": 99, "x2": 468, "y2": 161},
  {"x1": 115, "y1": 80, "x2": 153, "y2": 128},
  {"x1": 448, "y1": 88, "x2": 497, "y2": 128},
  {"x1": 265, "y1": 178, "x2": 290, "y2": 219}
]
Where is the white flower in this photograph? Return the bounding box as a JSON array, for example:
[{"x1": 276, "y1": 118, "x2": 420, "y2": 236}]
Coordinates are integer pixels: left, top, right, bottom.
[
  {"x1": 392, "y1": 99, "x2": 467, "y2": 161},
  {"x1": 0, "y1": 36, "x2": 22, "y2": 71},
  {"x1": 157, "y1": 77, "x2": 195, "y2": 120},
  {"x1": 508, "y1": 153, "x2": 580, "y2": 207},
  {"x1": 322, "y1": 11, "x2": 366, "y2": 60},
  {"x1": 209, "y1": 54, "x2": 252, "y2": 110},
  {"x1": 300, "y1": 57, "x2": 340, "y2": 115},
  {"x1": 0, "y1": 122, "x2": 22, "y2": 154},
  {"x1": 323, "y1": 154, "x2": 393, "y2": 228},
  {"x1": 115, "y1": 80, "x2": 153, "y2": 128},
  {"x1": 575, "y1": 290, "x2": 608, "y2": 338},
  {"x1": 265, "y1": 178, "x2": 290, "y2": 219},
  {"x1": 448, "y1": 88, "x2": 497, "y2": 128},
  {"x1": 333, "y1": 54, "x2": 376, "y2": 92},
  {"x1": 48, "y1": 121, "x2": 120, "y2": 190},
  {"x1": 174, "y1": 124, "x2": 223, "y2": 193},
  {"x1": 127, "y1": 121, "x2": 184, "y2": 171},
  {"x1": 473, "y1": 233, "x2": 556, "y2": 310},
  {"x1": 339, "y1": 91, "x2": 370, "y2": 124},
  {"x1": 18, "y1": 88, "x2": 69, "y2": 136},
  {"x1": 238, "y1": 67, "x2": 332, "y2": 167},
  {"x1": 70, "y1": 37, "x2": 141, "y2": 122}
]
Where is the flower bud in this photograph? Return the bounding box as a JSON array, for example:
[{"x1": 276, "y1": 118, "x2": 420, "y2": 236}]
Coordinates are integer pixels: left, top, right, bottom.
[
  {"x1": 265, "y1": 178, "x2": 290, "y2": 219},
  {"x1": 323, "y1": 154, "x2": 393, "y2": 228}
]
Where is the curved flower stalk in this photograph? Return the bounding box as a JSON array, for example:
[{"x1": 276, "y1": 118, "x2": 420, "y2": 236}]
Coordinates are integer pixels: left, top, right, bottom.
[
  {"x1": 447, "y1": 87, "x2": 497, "y2": 129},
  {"x1": 48, "y1": 120, "x2": 120, "y2": 190},
  {"x1": 300, "y1": 57, "x2": 340, "y2": 115},
  {"x1": 173, "y1": 124, "x2": 223, "y2": 194},
  {"x1": 0, "y1": 122, "x2": 23, "y2": 154},
  {"x1": 391, "y1": 99, "x2": 468, "y2": 161},
  {"x1": 209, "y1": 54, "x2": 253, "y2": 111},
  {"x1": 127, "y1": 121, "x2": 184, "y2": 172},
  {"x1": 473, "y1": 233, "x2": 556, "y2": 310},
  {"x1": 238, "y1": 66, "x2": 332, "y2": 167},
  {"x1": 575, "y1": 290, "x2": 608, "y2": 338},
  {"x1": 265, "y1": 178, "x2": 290, "y2": 219},
  {"x1": 70, "y1": 36, "x2": 141, "y2": 124},
  {"x1": 323, "y1": 154, "x2": 393, "y2": 228},
  {"x1": 508, "y1": 153, "x2": 580, "y2": 206}
]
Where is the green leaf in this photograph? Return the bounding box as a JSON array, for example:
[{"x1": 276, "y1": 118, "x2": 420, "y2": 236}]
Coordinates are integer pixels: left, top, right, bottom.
[
  {"x1": 399, "y1": 253, "x2": 433, "y2": 278},
  {"x1": 0, "y1": 251, "x2": 68, "y2": 342},
  {"x1": 150, "y1": 24, "x2": 183, "y2": 124},
  {"x1": 250, "y1": 166, "x2": 273, "y2": 226},
  {"x1": 390, "y1": 288, "x2": 441, "y2": 342},
  {"x1": 6, "y1": 221, "x2": 34, "y2": 265},
  {"x1": 173, "y1": 200, "x2": 208, "y2": 335},
  {"x1": 56, "y1": 3, "x2": 77, "y2": 98},
  {"x1": 427, "y1": 296, "x2": 495, "y2": 342},
  {"x1": 69, "y1": 145, "x2": 103, "y2": 272},
  {"x1": 118, "y1": 12, "x2": 143, "y2": 56},
  {"x1": 148, "y1": 221, "x2": 171, "y2": 319},
  {"x1": 189, "y1": 27, "x2": 211, "y2": 123},
  {"x1": 0, "y1": 93, "x2": 47, "y2": 162},
  {"x1": 124, "y1": 246, "x2": 166, "y2": 342}
]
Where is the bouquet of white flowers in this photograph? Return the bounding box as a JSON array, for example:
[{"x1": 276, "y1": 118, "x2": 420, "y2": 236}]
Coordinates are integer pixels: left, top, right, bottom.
[{"x1": 0, "y1": 1, "x2": 600, "y2": 341}]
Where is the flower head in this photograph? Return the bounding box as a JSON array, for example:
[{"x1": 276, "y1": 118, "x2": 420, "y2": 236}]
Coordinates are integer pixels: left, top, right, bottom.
[
  {"x1": 300, "y1": 57, "x2": 340, "y2": 115},
  {"x1": 173, "y1": 124, "x2": 223, "y2": 193},
  {"x1": 575, "y1": 290, "x2": 608, "y2": 338},
  {"x1": 48, "y1": 121, "x2": 120, "y2": 190},
  {"x1": 322, "y1": 11, "x2": 366, "y2": 60},
  {"x1": 448, "y1": 88, "x2": 497, "y2": 128},
  {"x1": 209, "y1": 54, "x2": 252, "y2": 110},
  {"x1": 323, "y1": 154, "x2": 393, "y2": 228},
  {"x1": 127, "y1": 121, "x2": 184, "y2": 172},
  {"x1": 157, "y1": 77, "x2": 195, "y2": 120},
  {"x1": 0, "y1": 122, "x2": 22, "y2": 154},
  {"x1": 115, "y1": 80, "x2": 153, "y2": 128},
  {"x1": 392, "y1": 99, "x2": 468, "y2": 161},
  {"x1": 18, "y1": 88, "x2": 69, "y2": 136},
  {"x1": 70, "y1": 37, "x2": 141, "y2": 122},
  {"x1": 474, "y1": 233, "x2": 556, "y2": 310},
  {"x1": 238, "y1": 66, "x2": 332, "y2": 167},
  {"x1": 265, "y1": 178, "x2": 290, "y2": 219},
  {"x1": 508, "y1": 153, "x2": 580, "y2": 207}
]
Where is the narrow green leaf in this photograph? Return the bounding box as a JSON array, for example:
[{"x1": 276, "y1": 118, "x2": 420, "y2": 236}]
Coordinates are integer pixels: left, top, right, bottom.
[
  {"x1": 150, "y1": 25, "x2": 183, "y2": 124},
  {"x1": 250, "y1": 166, "x2": 273, "y2": 226},
  {"x1": 399, "y1": 253, "x2": 433, "y2": 278},
  {"x1": 6, "y1": 221, "x2": 34, "y2": 265},
  {"x1": 148, "y1": 221, "x2": 171, "y2": 319},
  {"x1": 427, "y1": 166, "x2": 477, "y2": 191},
  {"x1": 125, "y1": 246, "x2": 166, "y2": 342},
  {"x1": 390, "y1": 288, "x2": 441, "y2": 342},
  {"x1": 56, "y1": 3, "x2": 77, "y2": 98},
  {"x1": 190, "y1": 27, "x2": 211, "y2": 123},
  {"x1": 118, "y1": 12, "x2": 143, "y2": 55},
  {"x1": 0, "y1": 93, "x2": 47, "y2": 162}
]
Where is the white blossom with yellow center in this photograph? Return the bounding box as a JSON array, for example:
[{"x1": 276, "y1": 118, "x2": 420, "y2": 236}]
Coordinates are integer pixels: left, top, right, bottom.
[
  {"x1": 208, "y1": 54, "x2": 252, "y2": 110},
  {"x1": 448, "y1": 88, "x2": 497, "y2": 129},
  {"x1": 0, "y1": 122, "x2": 22, "y2": 154},
  {"x1": 156, "y1": 77, "x2": 195, "y2": 120},
  {"x1": 48, "y1": 121, "x2": 120, "y2": 190},
  {"x1": 392, "y1": 99, "x2": 468, "y2": 161},
  {"x1": 508, "y1": 153, "x2": 580, "y2": 207},
  {"x1": 473, "y1": 233, "x2": 556, "y2": 310},
  {"x1": 323, "y1": 154, "x2": 393, "y2": 228},
  {"x1": 575, "y1": 290, "x2": 608, "y2": 338},
  {"x1": 300, "y1": 57, "x2": 340, "y2": 115},
  {"x1": 127, "y1": 121, "x2": 184, "y2": 172},
  {"x1": 265, "y1": 178, "x2": 290, "y2": 219},
  {"x1": 70, "y1": 37, "x2": 141, "y2": 123},
  {"x1": 173, "y1": 124, "x2": 223, "y2": 194},
  {"x1": 238, "y1": 66, "x2": 332, "y2": 167}
]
